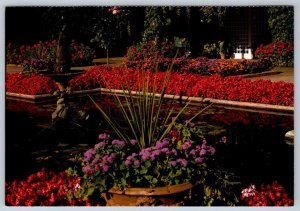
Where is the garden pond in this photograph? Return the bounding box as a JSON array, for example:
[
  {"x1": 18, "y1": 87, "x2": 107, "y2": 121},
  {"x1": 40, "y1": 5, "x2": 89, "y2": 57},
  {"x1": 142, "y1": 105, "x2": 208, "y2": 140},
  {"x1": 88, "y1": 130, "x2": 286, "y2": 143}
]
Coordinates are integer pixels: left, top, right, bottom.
[{"x1": 5, "y1": 94, "x2": 294, "y2": 199}]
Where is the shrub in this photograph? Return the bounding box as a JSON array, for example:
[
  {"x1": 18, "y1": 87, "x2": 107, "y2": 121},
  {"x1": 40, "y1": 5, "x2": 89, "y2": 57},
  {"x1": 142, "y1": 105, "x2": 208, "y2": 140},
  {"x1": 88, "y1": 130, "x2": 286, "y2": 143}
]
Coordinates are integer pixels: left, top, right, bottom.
[
  {"x1": 124, "y1": 40, "x2": 187, "y2": 70},
  {"x1": 255, "y1": 41, "x2": 294, "y2": 67},
  {"x1": 5, "y1": 40, "x2": 96, "y2": 71},
  {"x1": 69, "y1": 39, "x2": 96, "y2": 66}
]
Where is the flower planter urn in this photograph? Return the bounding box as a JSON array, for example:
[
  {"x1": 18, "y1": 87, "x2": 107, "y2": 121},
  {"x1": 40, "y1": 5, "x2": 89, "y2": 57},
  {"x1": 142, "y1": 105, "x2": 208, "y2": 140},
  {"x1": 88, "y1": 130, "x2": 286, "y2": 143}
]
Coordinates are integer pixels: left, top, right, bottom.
[{"x1": 102, "y1": 183, "x2": 193, "y2": 206}]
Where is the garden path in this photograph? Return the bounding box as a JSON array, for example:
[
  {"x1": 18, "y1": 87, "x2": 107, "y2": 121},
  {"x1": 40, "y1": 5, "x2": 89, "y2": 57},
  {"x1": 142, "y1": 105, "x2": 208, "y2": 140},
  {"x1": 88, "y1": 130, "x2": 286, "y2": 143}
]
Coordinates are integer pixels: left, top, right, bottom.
[{"x1": 247, "y1": 67, "x2": 294, "y2": 83}]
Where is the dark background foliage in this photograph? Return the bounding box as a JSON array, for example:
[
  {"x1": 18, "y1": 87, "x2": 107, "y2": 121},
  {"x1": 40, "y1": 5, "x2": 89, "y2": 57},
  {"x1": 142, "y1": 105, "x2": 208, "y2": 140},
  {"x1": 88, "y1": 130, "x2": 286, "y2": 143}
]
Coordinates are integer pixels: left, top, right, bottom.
[{"x1": 6, "y1": 6, "x2": 293, "y2": 58}]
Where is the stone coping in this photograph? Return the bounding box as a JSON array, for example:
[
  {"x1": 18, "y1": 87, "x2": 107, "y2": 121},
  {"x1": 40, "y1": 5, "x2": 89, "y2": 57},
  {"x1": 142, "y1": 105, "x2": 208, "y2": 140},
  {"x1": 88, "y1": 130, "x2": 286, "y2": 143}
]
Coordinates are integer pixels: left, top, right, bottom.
[
  {"x1": 6, "y1": 88, "x2": 294, "y2": 114},
  {"x1": 241, "y1": 70, "x2": 282, "y2": 78}
]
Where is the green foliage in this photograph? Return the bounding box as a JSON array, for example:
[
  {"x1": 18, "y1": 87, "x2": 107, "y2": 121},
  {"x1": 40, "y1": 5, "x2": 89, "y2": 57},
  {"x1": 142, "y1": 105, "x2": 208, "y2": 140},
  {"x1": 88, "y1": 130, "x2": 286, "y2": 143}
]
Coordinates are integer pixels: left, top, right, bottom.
[
  {"x1": 203, "y1": 43, "x2": 218, "y2": 58},
  {"x1": 174, "y1": 37, "x2": 191, "y2": 57},
  {"x1": 199, "y1": 6, "x2": 227, "y2": 24},
  {"x1": 142, "y1": 7, "x2": 172, "y2": 44},
  {"x1": 268, "y1": 6, "x2": 294, "y2": 42},
  {"x1": 203, "y1": 41, "x2": 232, "y2": 59},
  {"x1": 192, "y1": 168, "x2": 241, "y2": 206},
  {"x1": 90, "y1": 7, "x2": 129, "y2": 50}
]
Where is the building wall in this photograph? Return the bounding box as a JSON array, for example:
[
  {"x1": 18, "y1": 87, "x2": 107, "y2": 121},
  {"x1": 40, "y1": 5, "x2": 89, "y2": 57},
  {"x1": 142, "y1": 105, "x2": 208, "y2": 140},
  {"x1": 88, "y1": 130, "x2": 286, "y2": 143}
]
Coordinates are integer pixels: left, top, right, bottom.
[{"x1": 224, "y1": 7, "x2": 271, "y2": 52}]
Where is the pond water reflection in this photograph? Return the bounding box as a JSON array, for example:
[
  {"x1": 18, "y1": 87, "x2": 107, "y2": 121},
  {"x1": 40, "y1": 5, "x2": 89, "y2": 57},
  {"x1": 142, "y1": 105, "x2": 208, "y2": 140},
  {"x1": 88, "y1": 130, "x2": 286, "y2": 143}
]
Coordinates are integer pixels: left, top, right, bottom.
[{"x1": 5, "y1": 94, "x2": 294, "y2": 198}]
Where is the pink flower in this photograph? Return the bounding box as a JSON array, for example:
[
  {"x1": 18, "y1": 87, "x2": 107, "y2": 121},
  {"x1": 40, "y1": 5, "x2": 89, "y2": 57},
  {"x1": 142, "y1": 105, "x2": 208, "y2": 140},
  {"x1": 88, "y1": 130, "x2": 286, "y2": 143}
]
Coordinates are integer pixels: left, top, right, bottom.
[
  {"x1": 98, "y1": 133, "x2": 110, "y2": 140},
  {"x1": 241, "y1": 184, "x2": 256, "y2": 198}
]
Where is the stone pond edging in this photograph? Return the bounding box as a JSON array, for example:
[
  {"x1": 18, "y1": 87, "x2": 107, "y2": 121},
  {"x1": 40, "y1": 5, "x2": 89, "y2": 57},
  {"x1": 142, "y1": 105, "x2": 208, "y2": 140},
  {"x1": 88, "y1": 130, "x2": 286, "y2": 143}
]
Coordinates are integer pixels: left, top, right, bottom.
[{"x1": 6, "y1": 88, "x2": 294, "y2": 114}]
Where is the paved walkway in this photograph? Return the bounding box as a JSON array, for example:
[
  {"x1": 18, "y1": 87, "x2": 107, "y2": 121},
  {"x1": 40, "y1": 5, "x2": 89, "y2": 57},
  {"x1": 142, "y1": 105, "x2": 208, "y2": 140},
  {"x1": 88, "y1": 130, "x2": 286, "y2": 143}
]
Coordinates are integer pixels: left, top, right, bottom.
[
  {"x1": 247, "y1": 67, "x2": 294, "y2": 83},
  {"x1": 6, "y1": 59, "x2": 294, "y2": 83}
]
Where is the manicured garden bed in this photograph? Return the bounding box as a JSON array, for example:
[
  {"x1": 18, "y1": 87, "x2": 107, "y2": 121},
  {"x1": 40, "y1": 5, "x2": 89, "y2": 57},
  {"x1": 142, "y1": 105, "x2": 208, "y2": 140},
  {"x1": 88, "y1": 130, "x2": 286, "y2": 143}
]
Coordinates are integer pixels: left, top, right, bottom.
[
  {"x1": 6, "y1": 66, "x2": 294, "y2": 107},
  {"x1": 125, "y1": 57, "x2": 273, "y2": 76}
]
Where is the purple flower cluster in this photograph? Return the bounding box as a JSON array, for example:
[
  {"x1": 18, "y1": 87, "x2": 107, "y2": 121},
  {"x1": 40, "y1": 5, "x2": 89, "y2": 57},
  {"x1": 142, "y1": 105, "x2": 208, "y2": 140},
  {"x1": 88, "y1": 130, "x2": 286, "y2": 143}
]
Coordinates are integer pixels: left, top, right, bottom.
[
  {"x1": 125, "y1": 153, "x2": 138, "y2": 166},
  {"x1": 130, "y1": 139, "x2": 138, "y2": 146},
  {"x1": 155, "y1": 138, "x2": 169, "y2": 148},
  {"x1": 98, "y1": 133, "x2": 110, "y2": 140},
  {"x1": 112, "y1": 139, "x2": 126, "y2": 148},
  {"x1": 95, "y1": 141, "x2": 106, "y2": 149},
  {"x1": 170, "y1": 158, "x2": 188, "y2": 167},
  {"x1": 83, "y1": 149, "x2": 96, "y2": 162},
  {"x1": 138, "y1": 138, "x2": 178, "y2": 161},
  {"x1": 80, "y1": 132, "x2": 217, "y2": 189},
  {"x1": 139, "y1": 148, "x2": 154, "y2": 161},
  {"x1": 82, "y1": 165, "x2": 93, "y2": 174},
  {"x1": 181, "y1": 141, "x2": 192, "y2": 150},
  {"x1": 188, "y1": 139, "x2": 216, "y2": 164},
  {"x1": 102, "y1": 153, "x2": 116, "y2": 164},
  {"x1": 82, "y1": 152, "x2": 116, "y2": 174}
]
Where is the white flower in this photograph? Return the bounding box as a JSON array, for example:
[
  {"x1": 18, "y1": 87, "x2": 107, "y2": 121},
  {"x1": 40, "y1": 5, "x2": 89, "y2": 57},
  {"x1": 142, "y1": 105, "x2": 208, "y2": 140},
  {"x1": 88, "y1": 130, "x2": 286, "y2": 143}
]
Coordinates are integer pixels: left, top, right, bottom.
[
  {"x1": 241, "y1": 184, "x2": 256, "y2": 198},
  {"x1": 73, "y1": 183, "x2": 81, "y2": 191}
]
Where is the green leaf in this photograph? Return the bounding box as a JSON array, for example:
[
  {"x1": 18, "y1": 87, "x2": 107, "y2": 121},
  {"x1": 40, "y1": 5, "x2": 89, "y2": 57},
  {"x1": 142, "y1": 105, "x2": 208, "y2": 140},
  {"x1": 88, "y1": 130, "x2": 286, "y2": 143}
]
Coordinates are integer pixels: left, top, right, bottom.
[
  {"x1": 145, "y1": 160, "x2": 151, "y2": 168},
  {"x1": 121, "y1": 178, "x2": 127, "y2": 186},
  {"x1": 140, "y1": 169, "x2": 148, "y2": 174},
  {"x1": 145, "y1": 175, "x2": 153, "y2": 181},
  {"x1": 87, "y1": 187, "x2": 95, "y2": 196},
  {"x1": 175, "y1": 169, "x2": 182, "y2": 176},
  {"x1": 152, "y1": 178, "x2": 158, "y2": 184}
]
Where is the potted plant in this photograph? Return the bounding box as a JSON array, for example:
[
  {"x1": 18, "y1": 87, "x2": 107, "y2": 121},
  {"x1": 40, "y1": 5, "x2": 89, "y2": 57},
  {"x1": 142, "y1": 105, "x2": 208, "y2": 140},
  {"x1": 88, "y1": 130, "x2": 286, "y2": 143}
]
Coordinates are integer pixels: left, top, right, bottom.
[
  {"x1": 67, "y1": 60, "x2": 226, "y2": 205},
  {"x1": 69, "y1": 121, "x2": 219, "y2": 206},
  {"x1": 203, "y1": 43, "x2": 218, "y2": 59},
  {"x1": 203, "y1": 41, "x2": 229, "y2": 59}
]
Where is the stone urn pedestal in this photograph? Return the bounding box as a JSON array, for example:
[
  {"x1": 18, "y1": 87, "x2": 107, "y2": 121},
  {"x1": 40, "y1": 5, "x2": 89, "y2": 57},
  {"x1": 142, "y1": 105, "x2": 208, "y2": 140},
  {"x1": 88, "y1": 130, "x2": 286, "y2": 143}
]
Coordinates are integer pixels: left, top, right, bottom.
[{"x1": 39, "y1": 70, "x2": 84, "y2": 122}]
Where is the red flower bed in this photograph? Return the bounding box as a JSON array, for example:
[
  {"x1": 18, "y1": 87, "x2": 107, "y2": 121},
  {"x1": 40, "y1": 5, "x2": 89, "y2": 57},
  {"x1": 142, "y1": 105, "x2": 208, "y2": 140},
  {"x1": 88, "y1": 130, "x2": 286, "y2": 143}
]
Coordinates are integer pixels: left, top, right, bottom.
[
  {"x1": 6, "y1": 73, "x2": 58, "y2": 95},
  {"x1": 240, "y1": 181, "x2": 293, "y2": 206},
  {"x1": 69, "y1": 66, "x2": 294, "y2": 106},
  {"x1": 6, "y1": 67, "x2": 293, "y2": 106},
  {"x1": 5, "y1": 168, "x2": 101, "y2": 206}
]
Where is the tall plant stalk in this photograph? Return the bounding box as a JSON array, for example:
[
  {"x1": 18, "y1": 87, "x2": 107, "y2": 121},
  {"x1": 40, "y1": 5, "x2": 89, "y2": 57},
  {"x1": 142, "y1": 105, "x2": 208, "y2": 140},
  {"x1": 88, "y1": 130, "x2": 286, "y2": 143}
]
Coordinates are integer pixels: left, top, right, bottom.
[{"x1": 89, "y1": 56, "x2": 212, "y2": 149}]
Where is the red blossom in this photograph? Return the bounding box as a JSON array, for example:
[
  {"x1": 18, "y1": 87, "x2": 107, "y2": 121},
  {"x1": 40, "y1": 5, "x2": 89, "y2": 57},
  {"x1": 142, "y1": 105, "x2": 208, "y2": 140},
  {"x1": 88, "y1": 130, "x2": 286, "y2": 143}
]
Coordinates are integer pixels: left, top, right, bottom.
[
  {"x1": 5, "y1": 168, "x2": 102, "y2": 206},
  {"x1": 240, "y1": 181, "x2": 293, "y2": 206}
]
